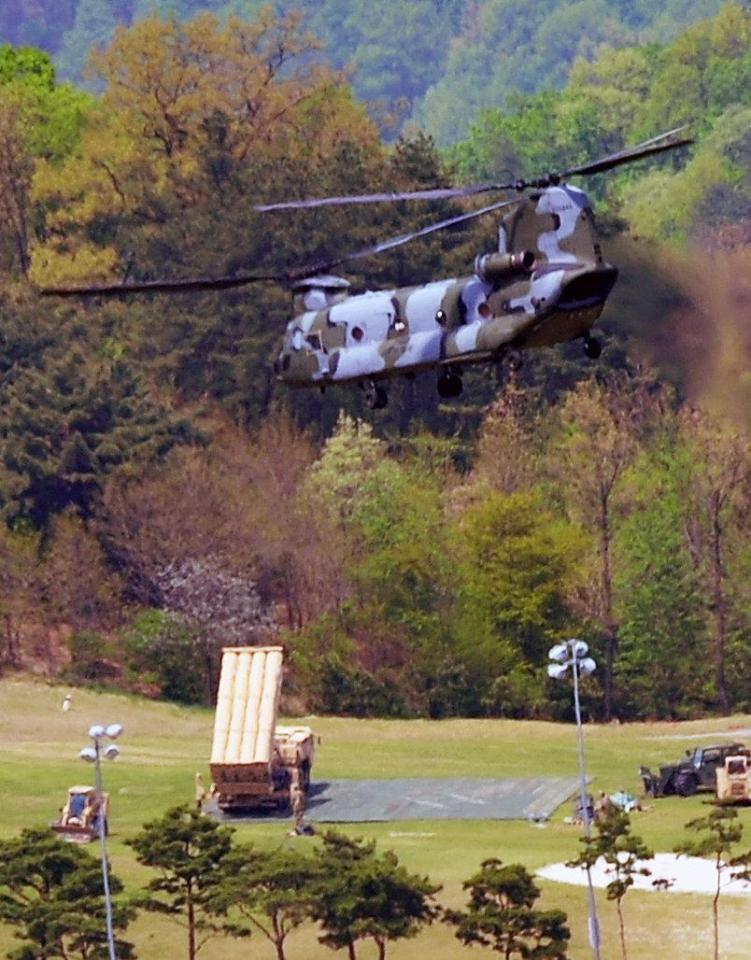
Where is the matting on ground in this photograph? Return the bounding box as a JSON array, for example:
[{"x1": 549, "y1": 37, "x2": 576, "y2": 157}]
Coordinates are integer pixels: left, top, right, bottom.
[{"x1": 207, "y1": 777, "x2": 581, "y2": 823}]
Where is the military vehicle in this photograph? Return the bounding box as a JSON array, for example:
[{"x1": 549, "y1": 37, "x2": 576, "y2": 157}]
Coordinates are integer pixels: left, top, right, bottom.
[
  {"x1": 716, "y1": 754, "x2": 751, "y2": 804},
  {"x1": 640, "y1": 742, "x2": 750, "y2": 798},
  {"x1": 52, "y1": 785, "x2": 109, "y2": 842},
  {"x1": 209, "y1": 645, "x2": 314, "y2": 813},
  {"x1": 41, "y1": 128, "x2": 693, "y2": 410}
]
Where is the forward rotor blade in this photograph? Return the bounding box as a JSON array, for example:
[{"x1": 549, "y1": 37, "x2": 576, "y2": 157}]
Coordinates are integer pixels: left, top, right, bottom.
[
  {"x1": 39, "y1": 271, "x2": 281, "y2": 297},
  {"x1": 289, "y1": 196, "x2": 521, "y2": 280},
  {"x1": 560, "y1": 127, "x2": 693, "y2": 179},
  {"x1": 255, "y1": 181, "x2": 513, "y2": 212},
  {"x1": 257, "y1": 126, "x2": 694, "y2": 211}
]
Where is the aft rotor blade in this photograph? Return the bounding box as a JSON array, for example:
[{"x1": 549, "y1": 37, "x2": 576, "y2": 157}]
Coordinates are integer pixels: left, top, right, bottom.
[
  {"x1": 255, "y1": 181, "x2": 514, "y2": 211},
  {"x1": 290, "y1": 196, "x2": 521, "y2": 279},
  {"x1": 39, "y1": 271, "x2": 281, "y2": 297},
  {"x1": 559, "y1": 128, "x2": 694, "y2": 180}
]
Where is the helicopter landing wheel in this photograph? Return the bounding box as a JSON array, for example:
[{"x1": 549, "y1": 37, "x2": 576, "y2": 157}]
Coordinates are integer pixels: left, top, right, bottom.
[
  {"x1": 507, "y1": 349, "x2": 523, "y2": 371},
  {"x1": 364, "y1": 380, "x2": 388, "y2": 409},
  {"x1": 437, "y1": 371, "x2": 463, "y2": 399},
  {"x1": 583, "y1": 335, "x2": 602, "y2": 359}
]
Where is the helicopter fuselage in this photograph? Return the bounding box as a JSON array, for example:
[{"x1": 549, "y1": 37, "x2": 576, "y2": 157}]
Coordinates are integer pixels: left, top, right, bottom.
[{"x1": 276, "y1": 184, "x2": 618, "y2": 396}]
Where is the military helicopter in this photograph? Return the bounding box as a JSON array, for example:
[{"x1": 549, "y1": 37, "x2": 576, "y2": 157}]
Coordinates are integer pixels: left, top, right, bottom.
[{"x1": 41, "y1": 127, "x2": 692, "y2": 409}]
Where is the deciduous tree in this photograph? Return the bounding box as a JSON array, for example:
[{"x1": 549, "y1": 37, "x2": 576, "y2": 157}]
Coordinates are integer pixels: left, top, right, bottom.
[
  {"x1": 677, "y1": 409, "x2": 751, "y2": 713},
  {"x1": 547, "y1": 378, "x2": 643, "y2": 719}
]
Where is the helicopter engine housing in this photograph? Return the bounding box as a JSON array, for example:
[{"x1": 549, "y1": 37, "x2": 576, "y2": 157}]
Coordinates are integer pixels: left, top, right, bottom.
[{"x1": 474, "y1": 250, "x2": 536, "y2": 283}]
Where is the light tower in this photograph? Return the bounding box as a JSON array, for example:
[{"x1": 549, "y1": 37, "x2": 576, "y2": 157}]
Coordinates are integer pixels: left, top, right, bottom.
[
  {"x1": 79, "y1": 723, "x2": 123, "y2": 960},
  {"x1": 548, "y1": 639, "x2": 601, "y2": 960}
]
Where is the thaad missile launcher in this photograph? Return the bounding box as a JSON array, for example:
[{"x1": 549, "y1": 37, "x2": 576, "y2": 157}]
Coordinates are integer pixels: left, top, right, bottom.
[{"x1": 210, "y1": 645, "x2": 314, "y2": 812}]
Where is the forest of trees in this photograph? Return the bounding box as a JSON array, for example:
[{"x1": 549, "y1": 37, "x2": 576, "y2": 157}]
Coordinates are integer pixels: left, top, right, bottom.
[
  {"x1": 0, "y1": 0, "x2": 733, "y2": 141},
  {"x1": 0, "y1": 4, "x2": 748, "y2": 721}
]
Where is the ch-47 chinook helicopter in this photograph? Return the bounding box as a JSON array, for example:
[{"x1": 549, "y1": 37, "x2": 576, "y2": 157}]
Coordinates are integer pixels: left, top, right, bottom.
[{"x1": 41, "y1": 127, "x2": 692, "y2": 409}]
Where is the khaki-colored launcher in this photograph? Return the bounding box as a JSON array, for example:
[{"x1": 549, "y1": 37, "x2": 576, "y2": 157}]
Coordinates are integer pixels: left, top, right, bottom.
[
  {"x1": 716, "y1": 754, "x2": 751, "y2": 805},
  {"x1": 210, "y1": 646, "x2": 314, "y2": 812}
]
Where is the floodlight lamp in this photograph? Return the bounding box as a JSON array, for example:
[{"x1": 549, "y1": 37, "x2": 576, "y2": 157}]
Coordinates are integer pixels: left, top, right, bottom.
[
  {"x1": 105, "y1": 723, "x2": 123, "y2": 740},
  {"x1": 579, "y1": 657, "x2": 597, "y2": 676},
  {"x1": 547, "y1": 663, "x2": 569, "y2": 681},
  {"x1": 548, "y1": 643, "x2": 569, "y2": 664},
  {"x1": 79, "y1": 746, "x2": 97, "y2": 762},
  {"x1": 88, "y1": 724, "x2": 106, "y2": 739},
  {"x1": 572, "y1": 640, "x2": 589, "y2": 659},
  {"x1": 103, "y1": 744, "x2": 120, "y2": 761}
]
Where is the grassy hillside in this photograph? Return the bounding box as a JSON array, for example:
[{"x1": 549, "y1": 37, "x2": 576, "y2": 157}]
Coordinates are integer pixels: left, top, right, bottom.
[{"x1": 2, "y1": 677, "x2": 751, "y2": 959}]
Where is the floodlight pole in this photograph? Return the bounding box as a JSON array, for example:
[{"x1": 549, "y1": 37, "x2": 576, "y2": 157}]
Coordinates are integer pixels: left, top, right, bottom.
[
  {"x1": 571, "y1": 653, "x2": 601, "y2": 960},
  {"x1": 82, "y1": 726, "x2": 121, "y2": 960},
  {"x1": 548, "y1": 641, "x2": 601, "y2": 960}
]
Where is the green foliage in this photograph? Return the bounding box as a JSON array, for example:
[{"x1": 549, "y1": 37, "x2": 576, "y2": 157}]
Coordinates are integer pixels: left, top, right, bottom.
[
  {"x1": 0, "y1": 45, "x2": 55, "y2": 89},
  {"x1": 0, "y1": 827, "x2": 135, "y2": 960},
  {"x1": 614, "y1": 444, "x2": 708, "y2": 718},
  {"x1": 446, "y1": 857, "x2": 570, "y2": 958},
  {"x1": 311, "y1": 651, "x2": 410, "y2": 718},
  {"x1": 448, "y1": 4, "x2": 750, "y2": 244},
  {"x1": 128, "y1": 804, "x2": 234, "y2": 960},
  {"x1": 0, "y1": 43, "x2": 92, "y2": 160},
  {"x1": 312, "y1": 830, "x2": 441, "y2": 959},
  {"x1": 0, "y1": 0, "x2": 736, "y2": 149},
  {"x1": 453, "y1": 490, "x2": 585, "y2": 702},
  {"x1": 121, "y1": 609, "x2": 207, "y2": 703},
  {"x1": 209, "y1": 844, "x2": 319, "y2": 960},
  {"x1": 65, "y1": 629, "x2": 114, "y2": 682},
  {"x1": 0, "y1": 294, "x2": 193, "y2": 528},
  {"x1": 675, "y1": 804, "x2": 743, "y2": 861},
  {"x1": 623, "y1": 104, "x2": 751, "y2": 243}
]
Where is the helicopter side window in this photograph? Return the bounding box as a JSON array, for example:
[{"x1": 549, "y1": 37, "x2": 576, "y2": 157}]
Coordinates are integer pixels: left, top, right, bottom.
[
  {"x1": 303, "y1": 288, "x2": 329, "y2": 311},
  {"x1": 388, "y1": 296, "x2": 407, "y2": 336},
  {"x1": 351, "y1": 326, "x2": 364, "y2": 342}
]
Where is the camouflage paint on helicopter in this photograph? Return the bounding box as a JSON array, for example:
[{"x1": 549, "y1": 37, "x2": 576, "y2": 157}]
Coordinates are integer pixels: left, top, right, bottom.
[
  {"x1": 276, "y1": 184, "x2": 617, "y2": 401},
  {"x1": 39, "y1": 127, "x2": 691, "y2": 410}
]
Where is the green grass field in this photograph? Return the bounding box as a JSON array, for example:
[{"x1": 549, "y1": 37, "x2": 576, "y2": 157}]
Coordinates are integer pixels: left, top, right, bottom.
[{"x1": 2, "y1": 676, "x2": 751, "y2": 959}]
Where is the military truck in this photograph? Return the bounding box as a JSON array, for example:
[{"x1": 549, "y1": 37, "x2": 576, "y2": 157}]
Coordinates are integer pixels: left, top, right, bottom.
[
  {"x1": 640, "y1": 742, "x2": 750, "y2": 798},
  {"x1": 209, "y1": 646, "x2": 315, "y2": 813},
  {"x1": 52, "y1": 785, "x2": 109, "y2": 842},
  {"x1": 716, "y1": 754, "x2": 751, "y2": 804}
]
